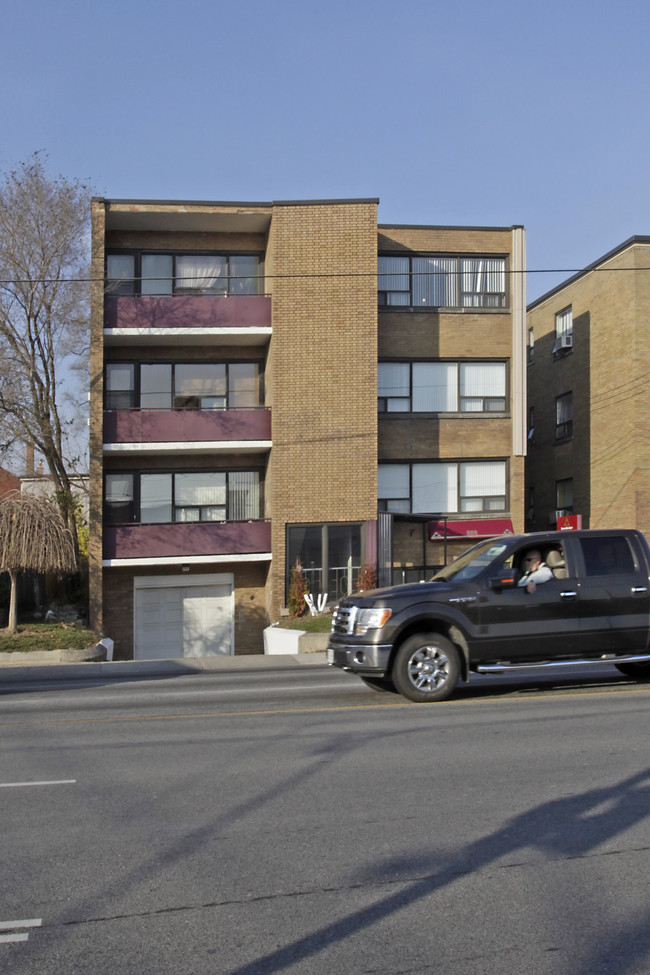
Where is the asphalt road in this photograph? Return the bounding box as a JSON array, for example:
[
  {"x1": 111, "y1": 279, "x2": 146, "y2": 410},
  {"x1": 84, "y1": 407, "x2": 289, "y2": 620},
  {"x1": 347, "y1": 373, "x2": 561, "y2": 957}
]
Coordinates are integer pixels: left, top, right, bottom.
[{"x1": 1, "y1": 665, "x2": 649, "y2": 975}]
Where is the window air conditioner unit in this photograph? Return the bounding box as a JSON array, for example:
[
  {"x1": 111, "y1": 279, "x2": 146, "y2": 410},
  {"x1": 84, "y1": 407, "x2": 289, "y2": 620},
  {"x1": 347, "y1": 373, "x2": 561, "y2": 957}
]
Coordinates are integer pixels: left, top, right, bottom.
[{"x1": 557, "y1": 333, "x2": 573, "y2": 349}]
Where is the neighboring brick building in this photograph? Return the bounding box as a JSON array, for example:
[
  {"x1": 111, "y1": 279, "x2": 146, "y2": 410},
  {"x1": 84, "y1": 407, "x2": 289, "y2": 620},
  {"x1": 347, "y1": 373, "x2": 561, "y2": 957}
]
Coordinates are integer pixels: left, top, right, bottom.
[
  {"x1": 90, "y1": 198, "x2": 526, "y2": 658},
  {"x1": 0, "y1": 466, "x2": 20, "y2": 497},
  {"x1": 526, "y1": 236, "x2": 650, "y2": 534}
]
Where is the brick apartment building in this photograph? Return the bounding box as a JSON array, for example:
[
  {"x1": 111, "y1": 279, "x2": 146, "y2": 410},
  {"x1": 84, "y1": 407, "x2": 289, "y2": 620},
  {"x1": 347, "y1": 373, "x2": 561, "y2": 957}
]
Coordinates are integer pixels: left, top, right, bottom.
[
  {"x1": 526, "y1": 236, "x2": 650, "y2": 535},
  {"x1": 89, "y1": 198, "x2": 526, "y2": 659}
]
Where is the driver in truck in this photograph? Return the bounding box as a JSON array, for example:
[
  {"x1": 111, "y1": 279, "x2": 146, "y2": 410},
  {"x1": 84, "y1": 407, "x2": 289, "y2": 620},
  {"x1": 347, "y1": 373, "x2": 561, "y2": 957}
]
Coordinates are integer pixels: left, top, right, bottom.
[{"x1": 518, "y1": 549, "x2": 553, "y2": 593}]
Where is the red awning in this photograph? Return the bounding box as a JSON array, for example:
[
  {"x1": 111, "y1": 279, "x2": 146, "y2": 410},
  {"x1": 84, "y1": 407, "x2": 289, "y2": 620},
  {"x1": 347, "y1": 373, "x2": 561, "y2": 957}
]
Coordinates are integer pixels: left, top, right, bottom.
[{"x1": 428, "y1": 518, "x2": 515, "y2": 541}]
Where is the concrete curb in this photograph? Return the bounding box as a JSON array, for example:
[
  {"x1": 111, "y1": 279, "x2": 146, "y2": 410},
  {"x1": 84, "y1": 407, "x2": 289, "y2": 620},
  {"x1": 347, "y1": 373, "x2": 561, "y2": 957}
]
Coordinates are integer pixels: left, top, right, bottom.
[{"x1": 0, "y1": 651, "x2": 329, "y2": 683}]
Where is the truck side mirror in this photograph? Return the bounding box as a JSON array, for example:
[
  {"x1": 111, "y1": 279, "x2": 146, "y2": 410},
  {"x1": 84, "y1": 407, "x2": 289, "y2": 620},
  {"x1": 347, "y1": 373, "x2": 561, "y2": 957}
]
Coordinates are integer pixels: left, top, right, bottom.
[{"x1": 489, "y1": 568, "x2": 520, "y2": 590}]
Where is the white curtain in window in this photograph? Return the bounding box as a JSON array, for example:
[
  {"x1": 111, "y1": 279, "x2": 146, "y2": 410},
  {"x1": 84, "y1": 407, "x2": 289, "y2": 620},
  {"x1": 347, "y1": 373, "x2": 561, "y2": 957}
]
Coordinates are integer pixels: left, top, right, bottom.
[
  {"x1": 175, "y1": 473, "x2": 226, "y2": 507},
  {"x1": 140, "y1": 474, "x2": 172, "y2": 523},
  {"x1": 228, "y1": 472, "x2": 259, "y2": 519},
  {"x1": 461, "y1": 363, "x2": 505, "y2": 398},
  {"x1": 555, "y1": 307, "x2": 572, "y2": 337},
  {"x1": 412, "y1": 463, "x2": 456, "y2": 513},
  {"x1": 556, "y1": 394, "x2": 573, "y2": 424},
  {"x1": 176, "y1": 255, "x2": 226, "y2": 291},
  {"x1": 412, "y1": 257, "x2": 457, "y2": 307},
  {"x1": 460, "y1": 462, "x2": 505, "y2": 499},
  {"x1": 461, "y1": 259, "x2": 505, "y2": 305},
  {"x1": 413, "y1": 363, "x2": 457, "y2": 411}
]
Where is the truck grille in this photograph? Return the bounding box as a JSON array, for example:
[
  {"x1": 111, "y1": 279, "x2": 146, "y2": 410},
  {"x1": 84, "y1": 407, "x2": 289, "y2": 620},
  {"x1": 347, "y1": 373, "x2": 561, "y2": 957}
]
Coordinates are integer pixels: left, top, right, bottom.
[{"x1": 332, "y1": 604, "x2": 358, "y2": 636}]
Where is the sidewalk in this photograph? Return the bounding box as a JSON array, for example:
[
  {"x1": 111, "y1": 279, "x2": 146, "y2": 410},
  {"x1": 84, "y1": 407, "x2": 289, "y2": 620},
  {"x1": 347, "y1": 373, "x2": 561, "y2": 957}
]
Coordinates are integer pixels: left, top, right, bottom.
[{"x1": 0, "y1": 650, "x2": 328, "y2": 683}]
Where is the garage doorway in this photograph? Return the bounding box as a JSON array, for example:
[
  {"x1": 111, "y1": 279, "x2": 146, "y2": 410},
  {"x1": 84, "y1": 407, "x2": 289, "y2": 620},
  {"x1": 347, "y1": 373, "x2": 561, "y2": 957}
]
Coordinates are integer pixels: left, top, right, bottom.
[{"x1": 133, "y1": 574, "x2": 234, "y2": 660}]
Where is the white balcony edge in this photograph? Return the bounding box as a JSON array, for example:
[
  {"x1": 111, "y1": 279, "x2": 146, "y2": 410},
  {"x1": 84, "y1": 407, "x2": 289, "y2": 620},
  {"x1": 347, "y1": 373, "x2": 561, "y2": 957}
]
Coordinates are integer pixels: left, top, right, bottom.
[
  {"x1": 104, "y1": 327, "x2": 272, "y2": 346},
  {"x1": 103, "y1": 552, "x2": 273, "y2": 568},
  {"x1": 103, "y1": 441, "x2": 272, "y2": 454}
]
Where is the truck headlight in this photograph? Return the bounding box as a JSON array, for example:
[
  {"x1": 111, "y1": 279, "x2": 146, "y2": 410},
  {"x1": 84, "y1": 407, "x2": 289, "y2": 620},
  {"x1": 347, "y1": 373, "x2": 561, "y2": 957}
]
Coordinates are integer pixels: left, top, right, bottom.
[{"x1": 355, "y1": 608, "x2": 392, "y2": 635}]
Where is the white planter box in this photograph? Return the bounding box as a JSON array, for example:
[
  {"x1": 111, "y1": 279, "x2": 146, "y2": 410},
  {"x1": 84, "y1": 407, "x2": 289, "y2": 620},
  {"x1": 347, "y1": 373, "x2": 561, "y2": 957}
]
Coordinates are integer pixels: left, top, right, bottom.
[{"x1": 263, "y1": 626, "x2": 305, "y2": 654}]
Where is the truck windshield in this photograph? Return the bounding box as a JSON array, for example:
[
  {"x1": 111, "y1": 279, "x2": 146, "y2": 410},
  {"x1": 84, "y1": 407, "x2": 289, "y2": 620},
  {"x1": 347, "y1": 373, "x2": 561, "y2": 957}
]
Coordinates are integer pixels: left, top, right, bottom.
[{"x1": 432, "y1": 539, "x2": 510, "y2": 582}]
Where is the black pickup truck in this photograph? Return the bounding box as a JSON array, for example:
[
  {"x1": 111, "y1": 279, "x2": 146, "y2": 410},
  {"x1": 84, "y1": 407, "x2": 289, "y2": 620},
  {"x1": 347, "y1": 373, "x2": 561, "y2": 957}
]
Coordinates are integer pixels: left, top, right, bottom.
[{"x1": 327, "y1": 529, "x2": 650, "y2": 702}]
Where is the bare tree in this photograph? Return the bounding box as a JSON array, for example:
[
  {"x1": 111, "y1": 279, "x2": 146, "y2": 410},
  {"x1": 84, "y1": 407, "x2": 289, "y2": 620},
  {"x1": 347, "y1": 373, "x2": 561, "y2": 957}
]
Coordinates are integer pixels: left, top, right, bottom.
[
  {"x1": 0, "y1": 492, "x2": 77, "y2": 633},
  {"x1": 0, "y1": 153, "x2": 91, "y2": 554}
]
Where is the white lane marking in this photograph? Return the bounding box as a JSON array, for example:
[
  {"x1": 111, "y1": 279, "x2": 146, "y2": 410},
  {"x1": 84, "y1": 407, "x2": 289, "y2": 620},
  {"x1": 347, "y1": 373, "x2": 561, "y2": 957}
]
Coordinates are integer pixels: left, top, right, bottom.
[
  {"x1": 0, "y1": 780, "x2": 76, "y2": 788},
  {"x1": 0, "y1": 919, "x2": 42, "y2": 930},
  {"x1": 0, "y1": 919, "x2": 42, "y2": 944}
]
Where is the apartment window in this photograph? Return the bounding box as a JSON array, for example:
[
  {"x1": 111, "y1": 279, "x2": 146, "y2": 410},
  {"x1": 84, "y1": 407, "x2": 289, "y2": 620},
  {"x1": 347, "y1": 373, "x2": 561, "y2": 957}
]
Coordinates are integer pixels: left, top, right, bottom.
[
  {"x1": 556, "y1": 478, "x2": 573, "y2": 515},
  {"x1": 105, "y1": 363, "x2": 136, "y2": 409},
  {"x1": 104, "y1": 361, "x2": 261, "y2": 410},
  {"x1": 555, "y1": 393, "x2": 573, "y2": 441},
  {"x1": 286, "y1": 523, "x2": 361, "y2": 602},
  {"x1": 528, "y1": 406, "x2": 535, "y2": 441},
  {"x1": 378, "y1": 461, "x2": 507, "y2": 514},
  {"x1": 378, "y1": 361, "x2": 507, "y2": 413},
  {"x1": 378, "y1": 255, "x2": 506, "y2": 308},
  {"x1": 106, "y1": 252, "x2": 261, "y2": 296},
  {"x1": 528, "y1": 328, "x2": 534, "y2": 364},
  {"x1": 104, "y1": 470, "x2": 260, "y2": 525},
  {"x1": 555, "y1": 306, "x2": 573, "y2": 352}
]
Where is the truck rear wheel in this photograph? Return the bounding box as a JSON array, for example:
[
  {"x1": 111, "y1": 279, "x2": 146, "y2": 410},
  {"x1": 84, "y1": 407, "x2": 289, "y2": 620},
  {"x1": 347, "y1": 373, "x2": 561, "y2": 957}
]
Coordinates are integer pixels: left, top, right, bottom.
[{"x1": 392, "y1": 633, "x2": 460, "y2": 703}]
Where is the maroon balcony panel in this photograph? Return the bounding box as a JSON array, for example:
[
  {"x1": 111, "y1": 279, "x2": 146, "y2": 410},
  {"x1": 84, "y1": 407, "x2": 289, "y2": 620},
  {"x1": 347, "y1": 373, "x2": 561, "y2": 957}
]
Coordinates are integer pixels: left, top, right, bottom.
[
  {"x1": 105, "y1": 294, "x2": 271, "y2": 330},
  {"x1": 104, "y1": 408, "x2": 271, "y2": 444},
  {"x1": 103, "y1": 519, "x2": 271, "y2": 561}
]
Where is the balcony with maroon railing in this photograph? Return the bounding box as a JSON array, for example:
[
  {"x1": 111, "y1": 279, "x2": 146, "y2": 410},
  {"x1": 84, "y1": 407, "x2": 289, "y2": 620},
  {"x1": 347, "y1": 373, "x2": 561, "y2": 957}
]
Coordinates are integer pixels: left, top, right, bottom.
[
  {"x1": 103, "y1": 408, "x2": 271, "y2": 448},
  {"x1": 104, "y1": 293, "x2": 271, "y2": 331},
  {"x1": 103, "y1": 519, "x2": 272, "y2": 562}
]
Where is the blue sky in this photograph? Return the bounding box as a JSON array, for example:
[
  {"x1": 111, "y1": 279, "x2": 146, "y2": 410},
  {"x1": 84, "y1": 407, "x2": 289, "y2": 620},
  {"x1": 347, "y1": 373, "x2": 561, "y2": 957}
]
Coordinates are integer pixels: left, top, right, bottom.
[{"x1": 2, "y1": 0, "x2": 649, "y2": 301}]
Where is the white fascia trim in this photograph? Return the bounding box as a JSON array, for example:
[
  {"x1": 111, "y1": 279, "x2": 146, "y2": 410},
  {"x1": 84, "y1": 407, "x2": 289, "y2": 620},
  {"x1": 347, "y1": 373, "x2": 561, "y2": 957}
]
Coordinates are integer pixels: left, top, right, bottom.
[
  {"x1": 103, "y1": 441, "x2": 272, "y2": 453},
  {"x1": 103, "y1": 552, "x2": 272, "y2": 568}
]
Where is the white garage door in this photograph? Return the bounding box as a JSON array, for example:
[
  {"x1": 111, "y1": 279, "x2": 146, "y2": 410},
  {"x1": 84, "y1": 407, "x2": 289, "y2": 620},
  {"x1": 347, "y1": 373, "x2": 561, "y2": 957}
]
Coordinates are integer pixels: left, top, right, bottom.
[{"x1": 134, "y1": 575, "x2": 233, "y2": 660}]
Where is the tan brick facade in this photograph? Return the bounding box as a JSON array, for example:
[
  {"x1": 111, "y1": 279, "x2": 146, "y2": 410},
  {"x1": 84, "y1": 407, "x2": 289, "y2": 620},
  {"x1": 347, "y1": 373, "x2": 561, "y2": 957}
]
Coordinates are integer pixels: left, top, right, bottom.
[
  {"x1": 526, "y1": 238, "x2": 650, "y2": 534},
  {"x1": 90, "y1": 199, "x2": 526, "y2": 656}
]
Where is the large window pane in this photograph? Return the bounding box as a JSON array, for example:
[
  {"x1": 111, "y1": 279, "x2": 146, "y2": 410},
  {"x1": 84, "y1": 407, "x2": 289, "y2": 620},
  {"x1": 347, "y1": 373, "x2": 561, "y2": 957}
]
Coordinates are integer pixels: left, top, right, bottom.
[
  {"x1": 378, "y1": 256, "x2": 410, "y2": 305},
  {"x1": 140, "y1": 364, "x2": 172, "y2": 409},
  {"x1": 228, "y1": 472, "x2": 259, "y2": 519},
  {"x1": 140, "y1": 473, "x2": 172, "y2": 523},
  {"x1": 229, "y1": 255, "x2": 259, "y2": 294},
  {"x1": 412, "y1": 463, "x2": 457, "y2": 513},
  {"x1": 378, "y1": 362, "x2": 410, "y2": 411},
  {"x1": 105, "y1": 363, "x2": 135, "y2": 409},
  {"x1": 460, "y1": 462, "x2": 506, "y2": 511},
  {"x1": 104, "y1": 473, "x2": 134, "y2": 524},
  {"x1": 412, "y1": 257, "x2": 457, "y2": 307},
  {"x1": 460, "y1": 258, "x2": 505, "y2": 307},
  {"x1": 175, "y1": 364, "x2": 226, "y2": 409},
  {"x1": 378, "y1": 465, "x2": 409, "y2": 500},
  {"x1": 413, "y1": 363, "x2": 457, "y2": 411},
  {"x1": 460, "y1": 363, "x2": 506, "y2": 411},
  {"x1": 141, "y1": 254, "x2": 173, "y2": 295},
  {"x1": 106, "y1": 254, "x2": 135, "y2": 295},
  {"x1": 176, "y1": 255, "x2": 227, "y2": 294},
  {"x1": 287, "y1": 525, "x2": 323, "y2": 594},
  {"x1": 229, "y1": 364, "x2": 259, "y2": 408}
]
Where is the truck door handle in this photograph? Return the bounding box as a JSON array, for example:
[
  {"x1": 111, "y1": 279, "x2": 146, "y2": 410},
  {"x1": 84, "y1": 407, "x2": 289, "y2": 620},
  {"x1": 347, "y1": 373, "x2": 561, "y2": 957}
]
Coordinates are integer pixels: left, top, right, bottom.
[
  {"x1": 632, "y1": 587, "x2": 648, "y2": 594},
  {"x1": 560, "y1": 591, "x2": 578, "y2": 599}
]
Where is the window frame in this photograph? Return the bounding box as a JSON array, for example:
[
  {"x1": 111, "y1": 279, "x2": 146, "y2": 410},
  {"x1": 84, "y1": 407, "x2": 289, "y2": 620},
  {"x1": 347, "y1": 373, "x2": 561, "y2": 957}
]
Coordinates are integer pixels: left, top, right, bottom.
[
  {"x1": 555, "y1": 391, "x2": 573, "y2": 442},
  {"x1": 106, "y1": 250, "x2": 263, "y2": 296},
  {"x1": 378, "y1": 253, "x2": 508, "y2": 309},
  {"x1": 104, "y1": 360, "x2": 264, "y2": 411},
  {"x1": 103, "y1": 468, "x2": 263, "y2": 525},
  {"x1": 285, "y1": 522, "x2": 363, "y2": 604},
  {"x1": 378, "y1": 360, "x2": 508, "y2": 414},
  {"x1": 378, "y1": 460, "x2": 509, "y2": 515}
]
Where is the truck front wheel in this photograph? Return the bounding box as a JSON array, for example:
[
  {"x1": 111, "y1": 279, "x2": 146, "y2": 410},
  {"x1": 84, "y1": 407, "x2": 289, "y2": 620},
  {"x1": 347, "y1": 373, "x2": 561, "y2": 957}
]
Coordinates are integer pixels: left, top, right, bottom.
[{"x1": 392, "y1": 633, "x2": 460, "y2": 703}]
